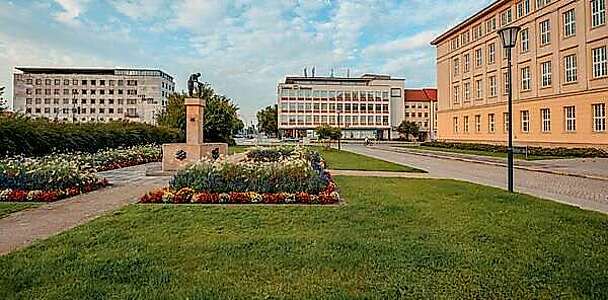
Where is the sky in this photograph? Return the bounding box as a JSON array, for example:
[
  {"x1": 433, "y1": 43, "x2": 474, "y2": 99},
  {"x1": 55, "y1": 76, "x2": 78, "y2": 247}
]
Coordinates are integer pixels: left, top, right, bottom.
[{"x1": 0, "y1": 0, "x2": 492, "y2": 124}]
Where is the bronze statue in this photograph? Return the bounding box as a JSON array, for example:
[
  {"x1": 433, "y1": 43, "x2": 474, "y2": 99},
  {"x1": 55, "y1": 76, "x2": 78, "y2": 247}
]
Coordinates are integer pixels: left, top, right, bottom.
[{"x1": 187, "y1": 73, "x2": 203, "y2": 98}]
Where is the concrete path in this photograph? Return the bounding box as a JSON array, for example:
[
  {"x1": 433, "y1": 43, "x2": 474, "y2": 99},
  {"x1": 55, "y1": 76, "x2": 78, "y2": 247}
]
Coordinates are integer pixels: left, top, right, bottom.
[
  {"x1": 0, "y1": 163, "x2": 170, "y2": 256},
  {"x1": 344, "y1": 144, "x2": 608, "y2": 214}
]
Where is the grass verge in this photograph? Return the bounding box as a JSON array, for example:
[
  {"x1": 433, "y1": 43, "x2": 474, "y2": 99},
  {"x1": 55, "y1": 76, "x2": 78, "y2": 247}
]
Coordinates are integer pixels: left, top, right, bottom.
[
  {"x1": 316, "y1": 147, "x2": 424, "y2": 172},
  {"x1": 405, "y1": 145, "x2": 568, "y2": 161},
  {"x1": 0, "y1": 203, "x2": 39, "y2": 219},
  {"x1": 1, "y1": 176, "x2": 607, "y2": 299}
]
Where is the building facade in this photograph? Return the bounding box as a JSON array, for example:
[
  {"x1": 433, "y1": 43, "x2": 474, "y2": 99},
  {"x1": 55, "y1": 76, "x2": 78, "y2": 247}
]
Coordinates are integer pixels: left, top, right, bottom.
[
  {"x1": 277, "y1": 74, "x2": 405, "y2": 140},
  {"x1": 13, "y1": 68, "x2": 175, "y2": 124},
  {"x1": 404, "y1": 88, "x2": 438, "y2": 140},
  {"x1": 431, "y1": 0, "x2": 607, "y2": 148}
]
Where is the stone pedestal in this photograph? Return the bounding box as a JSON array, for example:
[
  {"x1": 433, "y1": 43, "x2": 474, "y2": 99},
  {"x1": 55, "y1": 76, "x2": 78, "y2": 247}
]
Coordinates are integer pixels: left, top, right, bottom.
[
  {"x1": 161, "y1": 97, "x2": 228, "y2": 172},
  {"x1": 162, "y1": 143, "x2": 228, "y2": 171}
]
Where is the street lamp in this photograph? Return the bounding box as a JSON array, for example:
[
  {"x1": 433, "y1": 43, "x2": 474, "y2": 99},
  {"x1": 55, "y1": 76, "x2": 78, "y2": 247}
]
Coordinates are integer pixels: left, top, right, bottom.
[{"x1": 497, "y1": 25, "x2": 520, "y2": 193}]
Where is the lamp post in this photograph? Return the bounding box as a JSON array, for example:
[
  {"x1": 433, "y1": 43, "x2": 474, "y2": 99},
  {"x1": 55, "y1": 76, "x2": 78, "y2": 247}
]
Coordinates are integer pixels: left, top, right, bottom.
[
  {"x1": 337, "y1": 109, "x2": 342, "y2": 150},
  {"x1": 497, "y1": 25, "x2": 521, "y2": 193}
]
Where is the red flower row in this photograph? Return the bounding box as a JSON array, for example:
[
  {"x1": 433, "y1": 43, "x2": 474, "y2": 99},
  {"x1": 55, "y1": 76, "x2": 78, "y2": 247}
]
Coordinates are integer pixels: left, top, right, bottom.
[
  {"x1": 95, "y1": 158, "x2": 160, "y2": 172},
  {"x1": 0, "y1": 179, "x2": 110, "y2": 203},
  {"x1": 140, "y1": 181, "x2": 340, "y2": 205}
]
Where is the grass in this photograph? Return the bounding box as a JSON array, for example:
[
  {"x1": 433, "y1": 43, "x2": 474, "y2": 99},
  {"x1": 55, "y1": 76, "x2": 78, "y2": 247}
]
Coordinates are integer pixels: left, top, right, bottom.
[
  {"x1": 404, "y1": 145, "x2": 568, "y2": 161},
  {"x1": 1, "y1": 176, "x2": 607, "y2": 299},
  {"x1": 231, "y1": 145, "x2": 422, "y2": 172},
  {"x1": 0, "y1": 203, "x2": 39, "y2": 218},
  {"x1": 315, "y1": 147, "x2": 424, "y2": 172}
]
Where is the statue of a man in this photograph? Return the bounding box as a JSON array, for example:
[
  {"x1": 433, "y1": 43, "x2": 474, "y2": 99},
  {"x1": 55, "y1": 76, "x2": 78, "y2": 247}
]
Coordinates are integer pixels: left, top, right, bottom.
[{"x1": 187, "y1": 73, "x2": 202, "y2": 98}]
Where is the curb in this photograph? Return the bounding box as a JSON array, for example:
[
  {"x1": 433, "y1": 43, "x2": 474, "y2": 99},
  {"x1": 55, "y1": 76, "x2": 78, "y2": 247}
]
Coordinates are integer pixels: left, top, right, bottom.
[{"x1": 375, "y1": 146, "x2": 608, "y2": 182}]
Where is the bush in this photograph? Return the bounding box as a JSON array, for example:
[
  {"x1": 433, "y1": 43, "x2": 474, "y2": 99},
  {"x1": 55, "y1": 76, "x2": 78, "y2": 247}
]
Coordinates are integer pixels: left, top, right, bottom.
[
  {"x1": 422, "y1": 141, "x2": 608, "y2": 158},
  {"x1": 170, "y1": 147, "x2": 329, "y2": 194},
  {"x1": 0, "y1": 115, "x2": 180, "y2": 156}
]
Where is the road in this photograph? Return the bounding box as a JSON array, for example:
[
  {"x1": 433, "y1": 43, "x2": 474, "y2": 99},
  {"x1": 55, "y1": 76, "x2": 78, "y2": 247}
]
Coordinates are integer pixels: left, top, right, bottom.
[{"x1": 344, "y1": 144, "x2": 608, "y2": 214}]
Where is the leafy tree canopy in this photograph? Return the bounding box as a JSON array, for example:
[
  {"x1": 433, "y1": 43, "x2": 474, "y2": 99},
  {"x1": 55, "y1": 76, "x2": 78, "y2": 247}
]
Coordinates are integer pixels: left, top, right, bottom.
[
  {"x1": 256, "y1": 105, "x2": 278, "y2": 137},
  {"x1": 396, "y1": 121, "x2": 420, "y2": 141},
  {"x1": 157, "y1": 84, "x2": 243, "y2": 145}
]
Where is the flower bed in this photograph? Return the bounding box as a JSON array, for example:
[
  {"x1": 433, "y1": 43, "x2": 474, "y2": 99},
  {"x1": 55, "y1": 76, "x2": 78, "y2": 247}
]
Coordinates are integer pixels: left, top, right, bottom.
[
  {"x1": 140, "y1": 146, "x2": 340, "y2": 205},
  {"x1": 0, "y1": 179, "x2": 109, "y2": 202},
  {"x1": 0, "y1": 145, "x2": 160, "y2": 202}
]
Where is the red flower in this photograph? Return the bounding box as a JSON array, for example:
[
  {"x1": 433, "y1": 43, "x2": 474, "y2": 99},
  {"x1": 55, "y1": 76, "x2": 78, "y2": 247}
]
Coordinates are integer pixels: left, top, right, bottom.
[{"x1": 8, "y1": 190, "x2": 28, "y2": 202}]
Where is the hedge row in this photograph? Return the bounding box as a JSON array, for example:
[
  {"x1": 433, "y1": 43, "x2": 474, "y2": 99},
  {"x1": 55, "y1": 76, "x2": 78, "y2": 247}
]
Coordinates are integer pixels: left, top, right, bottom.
[
  {"x1": 422, "y1": 141, "x2": 608, "y2": 158},
  {"x1": 0, "y1": 115, "x2": 181, "y2": 156}
]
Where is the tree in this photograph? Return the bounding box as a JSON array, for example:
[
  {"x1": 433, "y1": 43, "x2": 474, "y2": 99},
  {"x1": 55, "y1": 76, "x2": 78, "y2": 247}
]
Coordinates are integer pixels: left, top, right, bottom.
[
  {"x1": 256, "y1": 105, "x2": 278, "y2": 137},
  {"x1": 157, "y1": 84, "x2": 243, "y2": 145},
  {"x1": 396, "y1": 121, "x2": 420, "y2": 141},
  {"x1": 315, "y1": 125, "x2": 342, "y2": 147},
  {"x1": 0, "y1": 86, "x2": 6, "y2": 112}
]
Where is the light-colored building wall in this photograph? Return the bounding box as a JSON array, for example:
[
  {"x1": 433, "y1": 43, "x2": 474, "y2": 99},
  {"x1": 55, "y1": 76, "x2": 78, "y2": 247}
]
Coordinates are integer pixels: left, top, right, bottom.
[
  {"x1": 13, "y1": 68, "x2": 175, "y2": 125},
  {"x1": 432, "y1": 0, "x2": 608, "y2": 148},
  {"x1": 403, "y1": 89, "x2": 438, "y2": 140},
  {"x1": 277, "y1": 74, "x2": 405, "y2": 140}
]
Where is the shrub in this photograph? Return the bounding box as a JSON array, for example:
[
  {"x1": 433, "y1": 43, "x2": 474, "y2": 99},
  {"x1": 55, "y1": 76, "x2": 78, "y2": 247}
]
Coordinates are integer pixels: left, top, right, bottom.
[
  {"x1": 0, "y1": 115, "x2": 180, "y2": 156},
  {"x1": 423, "y1": 141, "x2": 608, "y2": 158}
]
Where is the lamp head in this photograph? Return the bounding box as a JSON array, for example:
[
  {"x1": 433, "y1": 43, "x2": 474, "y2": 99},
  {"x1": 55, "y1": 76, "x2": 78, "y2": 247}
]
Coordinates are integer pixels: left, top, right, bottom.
[{"x1": 497, "y1": 26, "x2": 521, "y2": 49}]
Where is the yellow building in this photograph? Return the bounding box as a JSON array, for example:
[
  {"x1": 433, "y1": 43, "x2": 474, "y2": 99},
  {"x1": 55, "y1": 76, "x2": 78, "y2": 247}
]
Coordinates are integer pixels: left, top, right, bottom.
[{"x1": 431, "y1": 0, "x2": 607, "y2": 148}]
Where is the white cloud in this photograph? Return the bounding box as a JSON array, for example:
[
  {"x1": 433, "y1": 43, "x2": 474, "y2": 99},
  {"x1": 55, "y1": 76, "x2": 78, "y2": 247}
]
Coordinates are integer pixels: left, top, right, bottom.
[
  {"x1": 362, "y1": 30, "x2": 438, "y2": 56},
  {"x1": 53, "y1": 0, "x2": 90, "y2": 26},
  {"x1": 110, "y1": 0, "x2": 167, "y2": 20}
]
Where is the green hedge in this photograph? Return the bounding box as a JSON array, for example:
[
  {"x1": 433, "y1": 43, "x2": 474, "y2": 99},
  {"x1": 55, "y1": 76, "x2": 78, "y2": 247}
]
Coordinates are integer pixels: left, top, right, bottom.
[
  {"x1": 0, "y1": 115, "x2": 181, "y2": 156},
  {"x1": 423, "y1": 141, "x2": 608, "y2": 158}
]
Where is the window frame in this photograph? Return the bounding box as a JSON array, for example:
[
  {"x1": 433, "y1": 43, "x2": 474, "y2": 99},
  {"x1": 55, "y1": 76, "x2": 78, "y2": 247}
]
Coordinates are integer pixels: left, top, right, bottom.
[
  {"x1": 563, "y1": 9, "x2": 576, "y2": 38},
  {"x1": 593, "y1": 103, "x2": 606, "y2": 132},
  {"x1": 541, "y1": 108, "x2": 551, "y2": 132},
  {"x1": 564, "y1": 106, "x2": 576, "y2": 132},
  {"x1": 521, "y1": 110, "x2": 530, "y2": 133},
  {"x1": 564, "y1": 54, "x2": 578, "y2": 83}
]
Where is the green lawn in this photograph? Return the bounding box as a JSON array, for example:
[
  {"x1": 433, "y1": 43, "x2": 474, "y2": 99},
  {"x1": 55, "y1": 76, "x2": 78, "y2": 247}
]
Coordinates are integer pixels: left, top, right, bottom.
[
  {"x1": 228, "y1": 145, "x2": 250, "y2": 154},
  {"x1": 1, "y1": 176, "x2": 607, "y2": 299},
  {"x1": 316, "y1": 147, "x2": 424, "y2": 172},
  {"x1": 0, "y1": 203, "x2": 39, "y2": 218},
  {"x1": 405, "y1": 145, "x2": 567, "y2": 161}
]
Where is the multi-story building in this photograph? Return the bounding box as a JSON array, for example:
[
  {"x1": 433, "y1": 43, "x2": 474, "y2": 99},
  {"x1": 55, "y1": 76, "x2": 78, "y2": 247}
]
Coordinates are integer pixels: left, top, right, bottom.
[
  {"x1": 404, "y1": 88, "x2": 438, "y2": 140},
  {"x1": 431, "y1": 0, "x2": 607, "y2": 148},
  {"x1": 277, "y1": 74, "x2": 405, "y2": 140},
  {"x1": 13, "y1": 67, "x2": 175, "y2": 124}
]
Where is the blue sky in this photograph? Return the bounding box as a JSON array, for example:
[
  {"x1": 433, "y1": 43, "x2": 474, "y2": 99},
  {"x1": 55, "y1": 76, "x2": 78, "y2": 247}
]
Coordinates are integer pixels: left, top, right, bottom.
[{"x1": 0, "y1": 0, "x2": 492, "y2": 123}]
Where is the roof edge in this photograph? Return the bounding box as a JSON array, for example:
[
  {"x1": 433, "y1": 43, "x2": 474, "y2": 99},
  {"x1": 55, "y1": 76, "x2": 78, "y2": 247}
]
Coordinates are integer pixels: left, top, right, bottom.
[{"x1": 431, "y1": 0, "x2": 504, "y2": 46}]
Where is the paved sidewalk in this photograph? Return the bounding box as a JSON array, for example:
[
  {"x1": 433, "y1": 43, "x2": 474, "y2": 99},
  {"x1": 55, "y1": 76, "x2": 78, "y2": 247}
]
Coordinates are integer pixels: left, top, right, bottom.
[
  {"x1": 0, "y1": 163, "x2": 170, "y2": 256},
  {"x1": 345, "y1": 144, "x2": 608, "y2": 214},
  {"x1": 382, "y1": 145, "x2": 608, "y2": 181}
]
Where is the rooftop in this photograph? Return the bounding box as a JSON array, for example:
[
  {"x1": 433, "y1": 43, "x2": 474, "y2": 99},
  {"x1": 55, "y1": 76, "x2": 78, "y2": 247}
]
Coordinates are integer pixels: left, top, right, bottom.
[
  {"x1": 284, "y1": 74, "x2": 404, "y2": 84},
  {"x1": 404, "y1": 88, "x2": 437, "y2": 102},
  {"x1": 15, "y1": 67, "x2": 174, "y2": 80}
]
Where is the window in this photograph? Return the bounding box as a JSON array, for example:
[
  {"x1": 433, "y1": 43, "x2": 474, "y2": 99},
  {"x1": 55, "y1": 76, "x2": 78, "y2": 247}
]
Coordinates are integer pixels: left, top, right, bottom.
[
  {"x1": 486, "y1": 18, "x2": 497, "y2": 33},
  {"x1": 592, "y1": 46, "x2": 608, "y2": 78},
  {"x1": 464, "y1": 116, "x2": 469, "y2": 133},
  {"x1": 521, "y1": 110, "x2": 530, "y2": 132},
  {"x1": 464, "y1": 82, "x2": 471, "y2": 101},
  {"x1": 473, "y1": 25, "x2": 483, "y2": 40},
  {"x1": 464, "y1": 53, "x2": 471, "y2": 72},
  {"x1": 503, "y1": 71, "x2": 510, "y2": 95},
  {"x1": 501, "y1": 9, "x2": 513, "y2": 27},
  {"x1": 541, "y1": 108, "x2": 551, "y2": 132},
  {"x1": 488, "y1": 113, "x2": 496, "y2": 132},
  {"x1": 475, "y1": 115, "x2": 481, "y2": 132},
  {"x1": 521, "y1": 66, "x2": 531, "y2": 91},
  {"x1": 563, "y1": 9, "x2": 576, "y2": 37},
  {"x1": 45, "y1": 79, "x2": 51, "y2": 85},
  {"x1": 520, "y1": 28, "x2": 529, "y2": 52},
  {"x1": 475, "y1": 79, "x2": 483, "y2": 99},
  {"x1": 475, "y1": 48, "x2": 483, "y2": 66},
  {"x1": 489, "y1": 76, "x2": 497, "y2": 96},
  {"x1": 540, "y1": 19, "x2": 551, "y2": 45},
  {"x1": 517, "y1": 0, "x2": 531, "y2": 17},
  {"x1": 564, "y1": 54, "x2": 578, "y2": 83},
  {"x1": 591, "y1": 0, "x2": 606, "y2": 28},
  {"x1": 541, "y1": 61, "x2": 552, "y2": 87},
  {"x1": 488, "y1": 43, "x2": 496, "y2": 64},
  {"x1": 565, "y1": 106, "x2": 576, "y2": 132},
  {"x1": 453, "y1": 117, "x2": 459, "y2": 133},
  {"x1": 453, "y1": 85, "x2": 460, "y2": 104},
  {"x1": 504, "y1": 112, "x2": 510, "y2": 132},
  {"x1": 593, "y1": 103, "x2": 606, "y2": 132},
  {"x1": 453, "y1": 57, "x2": 460, "y2": 75},
  {"x1": 536, "y1": 0, "x2": 550, "y2": 8}
]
